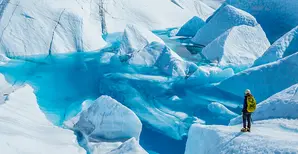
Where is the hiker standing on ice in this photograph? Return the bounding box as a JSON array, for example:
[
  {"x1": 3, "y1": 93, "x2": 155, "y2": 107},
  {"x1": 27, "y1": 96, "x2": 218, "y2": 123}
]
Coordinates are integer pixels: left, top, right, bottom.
[{"x1": 241, "y1": 89, "x2": 257, "y2": 132}]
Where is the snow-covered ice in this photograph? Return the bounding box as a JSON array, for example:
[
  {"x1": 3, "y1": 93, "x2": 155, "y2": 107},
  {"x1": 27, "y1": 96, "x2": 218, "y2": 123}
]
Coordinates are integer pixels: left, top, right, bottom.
[
  {"x1": 176, "y1": 16, "x2": 205, "y2": 37},
  {"x1": 128, "y1": 42, "x2": 198, "y2": 77},
  {"x1": 192, "y1": 5, "x2": 258, "y2": 46},
  {"x1": 254, "y1": 26, "x2": 298, "y2": 66},
  {"x1": 207, "y1": 102, "x2": 238, "y2": 119},
  {"x1": 185, "y1": 119, "x2": 298, "y2": 154},
  {"x1": 230, "y1": 84, "x2": 298, "y2": 125},
  {"x1": 0, "y1": 84, "x2": 84, "y2": 154},
  {"x1": 72, "y1": 95, "x2": 142, "y2": 141},
  {"x1": 107, "y1": 138, "x2": 148, "y2": 154},
  {"x1": 227, "y1": 0, "x2": 298, "y2": 42},
  {"x1": 218, "y1": 52, "x2": 298, "y2": 102},
  {"x1": 98, "y1": 73, "x2": 198, "y2": 140},
  {"x1": 119, "y1": 24, "x2": 165, "y2": 56},
  {"x1": 186, "y1": 65, "x2": 234, "y2": 85},
  {"x1": 0, "y1": 0, "x2": 106, "y2": 57},
  {"x1": 201, "y1": 25, "x2": 270, "y2": 71}
]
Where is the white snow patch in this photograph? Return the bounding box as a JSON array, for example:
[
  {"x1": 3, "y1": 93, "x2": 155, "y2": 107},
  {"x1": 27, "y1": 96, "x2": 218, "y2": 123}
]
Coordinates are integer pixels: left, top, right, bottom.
[{"x1": 107, "y1": 138, "x2": 148, "y2": 154}]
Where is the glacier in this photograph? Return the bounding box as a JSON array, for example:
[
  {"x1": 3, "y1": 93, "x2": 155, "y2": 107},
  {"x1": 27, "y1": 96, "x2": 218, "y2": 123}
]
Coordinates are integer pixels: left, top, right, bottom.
[
  {"x1": 230, "y1": 84, "x2": 298, "y2": 125},
  {"x1": 185, "y1": 119, "x2": 298, "y2": 154},
  {"x1": 227, "y1": 0, "x2": 298, "y2": 42},
  {"x1": 201, "y1": 25, "x2": 270, "y2": 72},
  {"x1": 218, "y1": 52, "x2": 298, "y2": 102},
  {"x1": 192, "y1": 4, "x2": 258, "y2": 46},
  {"x1": 0, "y1": 83, "x2": 85, "y2": 154},
  {"x1": 176, "y1": 16, "x2": 205, "y2": 37},
  {"x1": 1, "y1": 0, "x2": 298, "y2": 153},
  {"x1": 254, "y1": 26, "x2": 298, "y2": 66}
]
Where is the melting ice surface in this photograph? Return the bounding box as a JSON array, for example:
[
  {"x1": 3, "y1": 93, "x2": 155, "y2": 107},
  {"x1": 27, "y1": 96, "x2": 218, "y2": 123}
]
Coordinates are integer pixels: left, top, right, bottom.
[{"x1": 0, "y1": 30, "x2": 243, "y2": 154}]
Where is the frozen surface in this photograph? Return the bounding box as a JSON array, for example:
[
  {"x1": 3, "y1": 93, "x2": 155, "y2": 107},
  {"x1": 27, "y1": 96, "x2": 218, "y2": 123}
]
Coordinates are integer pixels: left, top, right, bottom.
[
  {"x1": 192, "y1": 5, "x2": 258, "y2": 46},
  {"x1": 0, "y1": 84, "x2": 85, "y2": 154},
  {"x1": 119, "y1": 24, "x2": 165, "y2": 56},
  {"x1": 202, "y1": 25, "x2": 270, "y2": 72},
  {"x1": 98, "y1": 73, "x2": 199, "y2": 140},
  {"x1": 176, "y1": 16, "x2": 205, "y2": 37},
  {"x1": 254, "y1": 26, "x2": 298, "y2": 66},
  {"x1": 227, "y1": 0, "x2": 298, "y2": 42},
  {"x1": 128, "y1": 42, "x2": 198, "y2": 77},
  {"x1": 186, "y1": 66, "x2": 234, "y2": 86},
  {"x1": 207, "y1": 102, "x2": 238, "y2": 119},
  {"x1": 0, "y1": 0, "x2": 106, "y2": 57},
  {"x1": 73, "y1": 95, "x2": 142, "y2": 141},
  {"x1": 107, "y1": 138, "x2": 148, "y2": 154},
  {"x1": 0, "y1": 0, "x2": 216, "y2": 57},
  {"x1": 218, "y1": 52, "x2": 298, "y2": 102},
  {"x1": 186, "y1": 119, "x2": 298, "y2": 154},
  {"x1": 230, "y1": 84, "x2": 298, "y2": 125}
]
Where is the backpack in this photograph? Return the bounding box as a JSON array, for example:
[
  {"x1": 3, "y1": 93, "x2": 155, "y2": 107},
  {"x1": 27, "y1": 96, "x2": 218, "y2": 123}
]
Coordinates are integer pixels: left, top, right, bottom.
[{"x1": 246, "y1": 95, "x2": 256, "y2": 112}]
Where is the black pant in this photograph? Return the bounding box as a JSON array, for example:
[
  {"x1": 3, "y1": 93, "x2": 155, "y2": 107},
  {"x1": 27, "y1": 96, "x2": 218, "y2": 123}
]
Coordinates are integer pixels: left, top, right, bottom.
[{"x1": 242, "y1": 112, "x2": 251, "y2": 128}]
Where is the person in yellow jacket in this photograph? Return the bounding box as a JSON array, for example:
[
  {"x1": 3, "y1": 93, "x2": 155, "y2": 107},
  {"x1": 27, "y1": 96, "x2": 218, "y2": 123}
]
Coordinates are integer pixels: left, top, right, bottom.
[{"x1": 241, "y1": 89, "x2": 256, "y2": 132}]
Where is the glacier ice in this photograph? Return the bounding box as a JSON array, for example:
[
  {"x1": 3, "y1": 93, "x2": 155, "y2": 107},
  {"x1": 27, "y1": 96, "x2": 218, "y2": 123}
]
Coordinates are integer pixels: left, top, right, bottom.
[
  {"x1": 0, "y1": 0, "x2": 106, "y2": 57},
  {"x1": 254, "y1": 26, "x2": 298, "y2": 66},
  {"x1": 227, "y1": 0, "x2": 298, "y2": 42},
  {"x1": 176, "y1": 16, "x2": 205, "y2": 37},
  {"x1": 186, "y1": 65, "x2": 234, "y2": 85},
  {"x1": 218, "y1": 52, "x2": 298, "y2": 102},
  {"x1": 0, "y1": 83, "x2": 85, "y2": 154},
  {"x1": 72, "y1": 95, "x2": 142, "y2": 141},
  {"x1": 192, "y1": 5, "x2": 258, "y2": 46},
  {"x1": 98, "y1": 73, "x2": 198, "y2": 140},
  {"x1": 107, "y1": 138, "x2": 148, "y2": 154},
  {"x1": 119, "y1": 24, "x2": 165, "y2": 57},
  {"x1": 0, "y1": 0, "x2": 216, "y2": 58},
  {"x1": 207, "y1": 102, "x2": 238, "y2": 119},
  {"x1": 185, "y1": 119, "x2": 298, "y2": 154},
  {"x1": 230, "y1": 84, "x2": 298, "y2": 125},
  {"x1": 128, "y1": 42, "x2": 198, "y2": 77},
  {"x1": 201, "y1": 25, "x2": 270, "y2": 72}
]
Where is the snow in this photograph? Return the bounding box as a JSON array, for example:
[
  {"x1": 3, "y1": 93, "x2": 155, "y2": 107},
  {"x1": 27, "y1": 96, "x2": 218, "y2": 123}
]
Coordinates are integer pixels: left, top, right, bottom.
[
  {"x1": 128, "y1": 42, "x2": 198, "y2": 77},
  {"x1": 254, "y1": 26, "x2": 298, "y2": 66},
  {"x1": 218, "y1": 52, "x2": 298, "y2": 102},
  {"x1": 0, "y1": 84, "x2": 84, "y2": 154},
  {"x1": 0, "y1": 0, "x2": 106, "y2": 57},
  {"x1": 72, "y1": 95, "x2": 142, "y2": 141},
  {"x1": 227, "y1": 0, "x2": 298, "y2": 42},
  {"x1": 107, "y1": 138, "x2": 148, "y2": 154},
  {"x1": 0, "y1": 0, "x2": 216, "y2": 58},
  {"x1": 207, "y1": 102, "x2": 238, "y2": 119},
  {"x1": 192, "y1": 5, "x2": 258, "y2": 46},
  {"x1": 119, "y1": 24, "x2": 165, "y2": 56},
  {"x1": 201, "y1": 25, "x2": 270, "y2": 72},
  {"x1": 230, "y1": 84, "x2": 298, "y2": 125},
  {"x1": 185, "y1": 119, "x2": 298, "y2": 154},
  {"x1": 186, "y1": 65, "x2": 234, "y2": 85},
  {"x1": 176, "y1": 16, "x2": 205, "y2": 37}
]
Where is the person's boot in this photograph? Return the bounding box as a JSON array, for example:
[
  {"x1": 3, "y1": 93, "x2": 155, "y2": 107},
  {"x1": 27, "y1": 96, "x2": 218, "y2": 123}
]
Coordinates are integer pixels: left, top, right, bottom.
[
  {"x1": 246, "y1": 128, "x2": 250, "y2": 132},
  {"x1": 241, "y1": 128, "x2": 247, "y2": 132}
]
